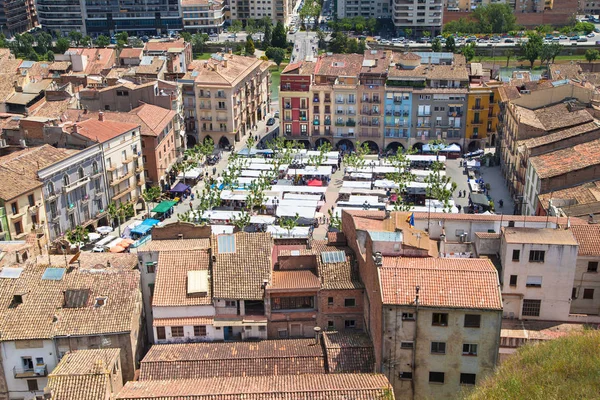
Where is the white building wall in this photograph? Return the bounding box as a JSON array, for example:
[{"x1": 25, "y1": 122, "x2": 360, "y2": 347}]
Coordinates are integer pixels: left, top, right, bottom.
[
  {"x1": 153, "y1": 305, "x2": 216, "y2": 319},
  {"x1": 153, "y1": 325, "x2": 223, "y2": 343},
  {"x1": 1, "y1": 340, "x2": 57, "y2": 400},
  {"x1": 135, "y1": 250, "x2": 158, "y2": 343},
  {"x1": 571, "y1": 255, "x2": 600, "y2": 315}
]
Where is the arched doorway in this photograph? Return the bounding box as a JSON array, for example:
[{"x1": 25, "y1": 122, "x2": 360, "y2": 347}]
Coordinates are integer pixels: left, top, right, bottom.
[
  {"x1": 336, "y1": 139, "x2": 354, "y2": 152},
  {"x1": 202, "y1": 136, "x2": 214, "y2": 147},
  {"x1": 468, "y1": 141, "x2": 480, "y2": 152},
  {"x1": 490, "y1": 134, "x2": 496, "y2": 147},
  {"x1": 385, "y1": 142, "x2": 405, "y2": 154},
  {"x1": 412, "y1": 142, "x2": 424, "y2": 153},
  {"x1": 363, "y1": 141, "x2": 380, "y2": 154},
  {"x1": 314, "y1": 138, "x2": 331, "y2": 149},
  {"x1": 450, "y1": 143, "x2": 463, "y2": 153},
  {"x1": 218, "y1": 136, "x2": 231, "y2": 148},
  {"x1": 187, "y1": 135, "x2": 197, "y2": 148}
]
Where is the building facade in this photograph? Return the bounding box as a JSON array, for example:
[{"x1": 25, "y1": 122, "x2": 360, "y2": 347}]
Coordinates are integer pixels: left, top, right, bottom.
[
  {"x1": 182, "y1": 0, "x2": 226, "y2": 33},
  {"x1": 571, "y1": 225, "x2": 600, "y2": 316},
  {"x1": 228, "y1": 0, "x2": 294, "y2": 24},
  {"x1": 180, "y1": 53, "x2": 271, "y2": 149},
  {"x1": 35, "y1": 0, "x2": 84, "y2": 36},
  {"x1": 392, "y1": 0, "x2": 444, "y2": 36},
  {"x1": 3, "y1": 0, "x2": 38, "y2": 36},
  {"x1": 37, "y1": 144, "x2": 109, "y2": 241}
]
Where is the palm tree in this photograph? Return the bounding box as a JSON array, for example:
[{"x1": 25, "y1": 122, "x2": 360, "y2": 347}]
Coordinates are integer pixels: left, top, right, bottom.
[
  {"x1": 65, "y1": 225, "x2": 88, "y2": 249},
  {"x1": 142, "y1": 186, "x2": 162, "y2": 217}
]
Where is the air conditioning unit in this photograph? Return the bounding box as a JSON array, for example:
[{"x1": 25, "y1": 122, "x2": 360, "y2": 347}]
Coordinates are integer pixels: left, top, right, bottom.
[{"x1": 520, "y1": 89, "x2": 530, "y2": 94}]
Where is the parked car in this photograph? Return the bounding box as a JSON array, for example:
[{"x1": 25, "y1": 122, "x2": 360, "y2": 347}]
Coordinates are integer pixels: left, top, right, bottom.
[
  {"x1": 266, "y1": 118, "x2": 276, "y2": 126},
  {"x1": 570, "y1": 35, "x2": 580, "y2": 40},
  {"x1": 578, "y1": 37, "x2": 588, "y2": 42},
  {"x1": 587, "y1": 33, "x2": 595, "y2": 38}
]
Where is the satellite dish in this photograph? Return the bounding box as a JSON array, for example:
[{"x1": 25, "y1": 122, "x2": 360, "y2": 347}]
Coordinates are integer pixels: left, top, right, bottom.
[{"x1": 69, "y1": 251, "x2": 81, "y2": 265}]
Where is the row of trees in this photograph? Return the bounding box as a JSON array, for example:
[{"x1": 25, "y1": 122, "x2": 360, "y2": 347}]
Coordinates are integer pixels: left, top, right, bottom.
[{"x1": 443, "y1": 3, "x2": 518, "y2": 34}]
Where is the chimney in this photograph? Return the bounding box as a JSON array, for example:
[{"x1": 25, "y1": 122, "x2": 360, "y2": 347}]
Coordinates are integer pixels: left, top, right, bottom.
[
  {"x1": 223, "y1": 60, "x2": 228, "y2": 68},
  {"x1": 313, "y1": 326, "x2": 322, "y2": 345},
  {"x1": 72, "y1": 123, "x2": 78, "y2": 133},
  {"x1": 228, "y1": 48, "x2": 232, "y2": 55},
  {"x1": 98, "y1": 111, "x2": 104, "y2": 121}
]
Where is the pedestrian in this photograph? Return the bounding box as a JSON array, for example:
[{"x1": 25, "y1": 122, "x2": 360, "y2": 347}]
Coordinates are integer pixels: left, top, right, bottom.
[
  {"x1": 189, "y1": 201, "x2": 193, "y2": 211},
  {"x1": 463, "y1": 190, "x2": 466, "y2": 197},
  {"x1": 213, "y1": 167, "x2": 217, "y2": 175},
  {"x1": 457, "y1": 204, "x2": 462, "y2": 213},
  {"x1": 458, "y1": 191, "x2": 462, "y2": 198}
]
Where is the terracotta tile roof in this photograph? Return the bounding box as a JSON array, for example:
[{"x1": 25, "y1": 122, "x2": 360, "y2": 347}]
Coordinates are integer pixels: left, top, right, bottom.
[
  {"x1": 282, "y1": 61, "x2": 303, "y2": 74},
  {"x1": 75, "y1": 117, "x2": 139, "y2": 143},
  {"x1": 529, "y1": 138, "x2": 600, "y2": 179},
  {"x1": 549, "y1": 63, "x2": 582, "y2": 80},
  {"x1": 144, "y1": 39, "x2": 186, "y2": 52},
  {"x1": 152, "y1": 316, "x2": 214, "y2": 327},
  {"x1": 138, "y1": 238, "x2": 211, "y2": 252},
  {"x1": 475, "y1": 232, "x2": 501, "y2": 239},
  {"x1": 537, "y1": 180, "x2": 600, "y2": 210},
  {"x1": 135, "y1": 58, "x2": 165, "y2": 75},
  {"x1": 327, "y1": 231, "x2": 347, "y2": 245},
  {"x1": 74, "y1": 48, "x2": 116, "y2": 75},
  {"x1": 270, "y1": 270, "x2": 320, "y2": 290},
  {"x1": 397, "y1": 52, "x2": 421, "y2": 60},
  {"x1": 502, "y1": 227, "x2": 578, "y2": 245},
  {"x1": 380, "y1": 257, "x2": 503, "y2": 310},
  {"x1": 139, "y1": 340, "x2": 325, "y2": 380},
  {"x1": 120, "y1": 48, "x2": 143, "y2": 59},
  {"x1": 0, "y1": 145, "x2": 75, "y2": 200},
  {"x1": 322, "y1": 331, "x2": 375, "y2": 373},
  {"x1": 570, "y1": 225, "x2": 600, "y2": 256},
  {"x1": 32, "y1": 98, "x2": 76, "y2": 120},
  {"x1": 117, "y1": 374, "x2": 393, "y2": 399},
  {"x1": 130, "y1": 103, "x2": 177, "y2": 136},
  {"x1": 535, "y1": 103, "x2": 593, "y2": 131},
  {"x1": 361, "y1": 50, "x2": 391, "y2": 74},
  {"x1": 153, "y1": 250, "x2": 211, "y2": 307},
  {"x1": 212, "y1": 232, "x2": 273, "y2": 300},
  {"x1": 184, "y1": 54, "x2": 269, "y2": 87},
  {"x1": 0, "y1": 253, "x2": 139, "y2": 341},
  {"x1": 48, "y1": 349, "x2": 120, "y2": 400},
  {"x1": 520, "y1": 121, "x2": 600, "y2": 149},
  {"x1": 315, "y1": 54, "x2": 364, "y2": 77}
]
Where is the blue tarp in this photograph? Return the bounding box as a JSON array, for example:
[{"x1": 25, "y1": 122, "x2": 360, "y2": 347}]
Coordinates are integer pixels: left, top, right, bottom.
[
  {"x1": 131, "y1": 219, "x2": 160, "y2": 235},
  {"x1": 170, "y1": 182, "x2": 190, "y2": 193}
]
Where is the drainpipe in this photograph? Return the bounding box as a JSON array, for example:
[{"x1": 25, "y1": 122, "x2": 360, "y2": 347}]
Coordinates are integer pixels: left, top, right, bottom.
[{"x1": 411, "y1": 285, "x2": 420, "y2": 400}]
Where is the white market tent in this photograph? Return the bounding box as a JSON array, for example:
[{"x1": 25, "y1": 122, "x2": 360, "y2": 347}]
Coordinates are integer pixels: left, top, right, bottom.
[
  {"x1": 284, "y1": 194, "x2": 322, "y2": 201},
  {"x1": 279, "y1": 199, "x2": 319, "y2": 208},
  {"x1": 267, "y1": 225, "x2": 311, "y2": 239},
  {"x1": 287, "y1": 166, "x2": 333, "y2": 176},
  {"x1": 276, "y1": 205, "x2": 316, "y2": 219},
  {"x1": 342, "y1": 181, "x2": 371, "y2": 189},
  {"x1": 270, "y1": 185, "x2": 327, "y2": 194},
  {"x1": 338, "y1": 187, "x2": 387, "y2": 196},
  {"x1": 241, "y1": 170, "x2": 269, "y2": 177},
  {"x1": 250, "y1": 215, "x2": 276, "y2": 225},
  {"x1": 211, "y1": 225, "x2": 234, "y2": 234},
  {"x1": 177, "y1": 167, "x2": 203, "y2": 180},
  {"x1": 350, "y1": 172, "x2": 373, "y2": 179}
]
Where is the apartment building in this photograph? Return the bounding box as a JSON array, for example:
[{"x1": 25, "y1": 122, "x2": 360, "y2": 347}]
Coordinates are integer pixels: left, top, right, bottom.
[
  {"x1": 0, "y1": 253, "x2": 141, "y2": 399},
  {"x1": 281, "y1": 52, "x2": 469, "y2": 153},
  {"x1": 35, "y1": 0, "x2": 85, "y2": 36},
  {"x1": 497, "y1": 82, "x2": 597, "y2": 206},
  {"x1": 180, "y1": 53, "x2": 271, "y2": 148},
  {"x1": 46, "y1": 349, "x2": 124, "y2": 400},
  {"x1": 3, "y1": 0, "x2": 37, "y2": 36},
  {"x1": 37, "y1": 144, "x2": 109, "y2": 242},
  {"x1": 73, "y1": 113, "x2": 145, "y2": 208},
  {"x1": 229, "y1": 0, "x2": 294, "y2": 23},
  {"x1": 500, "y1": 227, "x2": 579, "y2": 321},
  {"x1": 536, "y1": 180, "x2": 600, "y2": 219},
  {"x1": 380, "y1": 258, "x2": 502, "y2": 399},
  {"x1": 336, "y1": 0, "x2": 391, "y2": 17},
  {"x1": 182, "y1": 0, "x2": 226, "y2": 34},
  {"x1": 571, "y1": 225, "x2": 600, "y2": 316},
  {"x1": 143, "y1": 39, "x2": 193, "y2": 78},
  {"x1": 0, "y1": 145, "x2": 74, "y2": 242},
  {"x1": 466, "y1": 64, "x2": 502, "y2": 150},
  {"x1": 392, "y1": 0, "x2": 444, "y2": 37},
  {"x1": 135, "y1": 236, "x2": 212, "y2": 343}
]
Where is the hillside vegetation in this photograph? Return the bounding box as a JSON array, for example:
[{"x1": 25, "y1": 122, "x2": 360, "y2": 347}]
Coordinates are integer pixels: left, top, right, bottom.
[{"x1": 463, "y1": 330, "x2": 600, "y2": 400}]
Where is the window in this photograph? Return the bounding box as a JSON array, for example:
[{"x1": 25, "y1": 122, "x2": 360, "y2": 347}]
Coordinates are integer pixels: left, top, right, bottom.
[
  {"x1": 171, "y1": 326, "x2": 184, "y2": 337},
  {"x1": 327, "y1": 320, "x2": 335, "y2": 330},
  {"x1": 526, "y1": 276, "x2": 543, "y2": 288},
  {"x1": 78, "y1": 167, "x2": 84, "y2": 180},
  {"x1": 431, "y1": 341, "x2": 446, "y2": 354},
  {"x1": 399, "y1": 371, "x2": 413, "y2": 380},
  {"x1": 156, "y1": 327, "x2": 166, "y2": 340},
  {"x1": 400, "y1": 341, "x2": 414, "y2": 349},
  {"x1": 328, "y1": 297, "x2": 334, "y2": 305},
  {"x1": 194, "y1": 325, "x2": 207, "y2": 336},
  {"x1": 47, "y1": 182, "x2": 54, "y2": 196},
  {"x1": 588, "y1": 262, "x2": 598, "y2": 272},
  {"x1": 285, "y1": 124, "x2": 291, "y2": 134},
  {"x1": 258, "y1": 326, "x2": 266, "y2": 332},
  {"x1": 584, "y1": 289, "x2": 595, "y2": 299},
  {"x1": 14, "y1": 221, "x2": 23, "y2": 235},
  {"x1": 146, "y1": 262, "x2": 156, "y2": 274},
  {"x1": 462, "y1": 343, "x2": 478, "y2": 356},
  {"x1": 27, "y1": 194, "x2": 34, "y2": 207},
  {"x1": 278, "y1": 329, "x2": 288, "y2": 338},
  {"x1": 572, "y1": 287, "x2": 577, "y2": 299},
  {"x1": 460, "y1": 373, "x2": 476, "y2": 385},
  {"x1": 271, "y1": 296, "x2": 314, "y2": 310},
  {"x1": 94, "y1": 297, "x2": 107, "y2": 307},
  {"x1": 344, "y1": 298, "x2": 356, "y2": 307},
  {"x1": 512, "y1": 249, "x2": 520, "y2": 261},
  {"x1": 522, "y1": 299, "x2": 541, "y2": 317},
  {"x1": 402, "y1": 312, "x2": 415, "y2": 320},
  {"x1": 63, "y1": 174, "x2": 69, "y2": 186},
  {"x1": 429, "y1": 371, "x2": 445, "y2": 384},
  {"x1": 529, "y1": 250, "x2": 545, "y2": 263},
  {"x1": 27, "y1": 379, "x2": 38, "y2": 391},
  {"x1": 11, "y1": 202, "x2": 18, "y2": 214},
  {"x1": 509, "y1": 275, "x2": 518, "y2": 286},
  {"x1": 464, "y1": 314, "x2": 481, "y2": 328},
  {"x1": 432, "y1": 313, "x2": 448, "y2": 326},
  {"x1": 225, "y1": 300, "x2": 236, "y2": 307},
  {"x1": 345, "y1": 320, "x2": 356, "y2": 329}
]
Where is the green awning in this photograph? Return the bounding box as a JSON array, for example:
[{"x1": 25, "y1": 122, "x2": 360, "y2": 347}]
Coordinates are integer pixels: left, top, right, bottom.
[{"x1": 152, "y1": 200, "x2": 177, "y2": 213}]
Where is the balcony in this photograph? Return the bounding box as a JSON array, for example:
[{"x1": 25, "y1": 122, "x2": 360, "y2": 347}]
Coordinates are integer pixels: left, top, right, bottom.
[
  {"x1": 313, "y1": 97, "x2": 319, "y2": 102},
  {"x1": 200, "y1": 116, "x2": 213, "y2": 121},
  {"x1": 8, "y1": 210, "x2": 25, "y2": 220},
  {"x1": 471, "y1": 120, "x2": 483, "y2": 125},
  {"x1": 284, "y1": 104, "x2": 291, "y2": 109},
  {"x1": 62, "y1": 177, "x2": 90, "y2": 194},
  {"x1": 91, "y1": 168, "x2": 102, "y2": 177},
  {"x1": 448, "y1": 111, "x2": 463, "y2": 117},
  {"x1": 347, "y1": 99, "x2": 356, "y2": 104},
  {"x1": 324, "y1": 97, "x2": 331, "y2": 103},
  {"x1": 393, "y1": 98, "x2": 403, "y2": 104},
  {"x1": 472, "y1": 105, "x2": 484, "y2": 110},
  {"x1": 14, "y1": 365, "x2": 47, "y2": 379},
  {"x1": 51, "y1": 212, "x2": 61, "y2": 222},
  {"x1": 112, "y1": 186, "x2": 134, "y2": 201},
  {"x1": 324, "y1": 119, "x2": 331, "y2": 126},
  {"x1": 335, "y1": 99, "x2": 345, "y2": 104},
  {"x1": 336, "y1": 110, "x2": 345, "y2": 115},
  {"x1": 81, "y1": 194, "x2": 90, "y2": 204},
  {"x1": 28, "y1": 205, "x2": 40, "y2": 215},
  {"x1": 346, "y1": 120, "x2": 356, "y2": 127},
  {"x1": 335, "y1": 120, "x2": 345, "y2": 126},
  {"x1": 135, "y1": 162, "x2": 144, "y2": 173},
  {"x1": 109, "y1": 171, "x2": 134, "y2": 186},
  {"x1": 313, "y1": 119, "x2": 320, "y2": 125}
]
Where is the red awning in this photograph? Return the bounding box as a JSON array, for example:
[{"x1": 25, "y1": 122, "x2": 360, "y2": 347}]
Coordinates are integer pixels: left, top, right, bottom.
[{"x1": 307, "y1": 179, "x2": 322, "y2": 187}]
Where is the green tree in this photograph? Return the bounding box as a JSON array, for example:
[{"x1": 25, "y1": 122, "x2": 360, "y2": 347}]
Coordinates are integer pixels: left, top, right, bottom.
[
  {"x1": 431, "y1": 38, "x2": 442, "y2": 52},
  {"x1": 142, "y1": 186, "x2": 162, "y2": 216},
  {"x1": 229, "y1": 20, "x2": 243, "y2": 38},
  {"x1": 46, "y1": 50, "x2": 55, "y2": 61},
  {"x1": 575, "y1": 21, "x2": 595, "y2": 34},
  {"x1": 405, "y1": 28, "x2": 412, "y2": 38},
  {"x1": 68, "y1": 30, "x2": 83, "y2": 46},
  {"x1": 245, "y1": 36, "x2": 256, "y2": 55},
  {"x1": 35, "y1": 32, "x2": 52, "y2": 54},
  {"x1": 520, "y1": 32, "x2": 543, "y2": 68},
  {"x1": 535, "y1": 24, "x2": 553, "y2": 34},
  {"x1": 246, "y1": 19, "x2": 258, "y2": 36},
  {"x1": 586, "y1": 49, "x2": 599, "y2": 62},
  {"x1": 0, "y1": 33, "x2": 6, "y2": 48},
  {"x1": 55, "y1": 37, "x2": 70, "y2": 53},
  {"x1": 343, "y1": 141, "x2": 369, "y2": 170},
  {"x1": 180, "y1": 31, "x2": 192, "y2": 42},
  {"x1": 347, "y1": 38, "x2": 358, "y2": 53},
  {"x1": 316, "y1": 27, "x2": 327, "y2": 49},
  {"x1": 116, "y1": 31, "x2": 128, "y2": 43},
  {"x1": 445, "y1": 36, "x2": 456, "y2": 52},
  {"x1": 191, "y1": 33, "x2": 209, "y2": 55},
  {"x1": 65, "y1": 225, "x2": 88, "y2": 248},
  {"x1": 94, "y1": 35, "x2": 110, "y2": 47},
  {"x1": 279, "y1": 213, "x2": 300, "y2": 236},
  {"x1": 81, "y1": 35, "x2": 92, "y2": 47},
  {"x1": 540, "y1": 42, "x2": 562, "y2": 67},
  {"x1": 357, "y1": 38, "x2": 366, "y2": 53},
  {"x1": 472, "y1": 3, "x2": 516, "y2": 33},
  {"x1": 329, "y1": 31, "x2": 348, "y2": 53},
  {"x1": 386, "y1": 149, "x2": 415, "y2": 212},
  {"x1": 232, "y1": 211, "x2": 251, "y2": 231},
  {"x1": 272, "y1": 21, "x2": 287, "y2": 48},
  {"x1": 366, "y1": 17, "x2": 377, "y2": 34},
  {"x1": 265, "y1": 46, "x2": 285, "y2": 65},
  {"x1": 107, "y1": 202, "x2": 131, "y2": 236},
  {"x1": 462, "y1": 43, "x2": 475, "y2": 62},
  {"x1": 262, "y1": 19, "x2": 272, "y2": 49},
  {"x1": 423, "y1": 31, "x2": 431, "y2": 38}
]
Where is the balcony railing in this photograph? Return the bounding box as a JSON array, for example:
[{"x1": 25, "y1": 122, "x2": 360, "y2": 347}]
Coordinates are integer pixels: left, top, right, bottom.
[
  {"x1": 63, "y1": 176, "x2": 90, "y2": 193},
  {"x1": 335, "y1": 120, "x2": 345, "y2": 126},
  {"x1": 346, "y1": 120, "x2": 356, "y2": 127},
  {"x1": 14, "y1": 365, "x2": 47, "y2": 379}
]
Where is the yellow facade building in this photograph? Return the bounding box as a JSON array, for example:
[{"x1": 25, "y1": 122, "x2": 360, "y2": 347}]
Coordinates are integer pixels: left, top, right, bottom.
[{"x1": 466, "y1": 81, "x2": 502, "y2": 151}]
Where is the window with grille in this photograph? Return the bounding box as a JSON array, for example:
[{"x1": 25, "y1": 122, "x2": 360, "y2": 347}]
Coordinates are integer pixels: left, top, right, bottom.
[
  {"x1": 400, "y1": 341, "x2": 414, "y2": 349},
  {"x1": 462, "y1": 343, "x2": 478, "y2": 356},
  {"x1": 464, "y1": 314, "x2": 481, "y2": 328},
  {"x1": 512, "y1": 249, "x2": 520, "y2": 261},
  {"x1": 402, "y1": 312, "x2": 415, "y2": 320},
  {"x1": 522, "y1": 299, "x2": 541, "y2": 317},
  {"x1": 345, "y1": 320, "x2": 356, "y2": 329},
  {"x1": 529, "y1": 250, "x2": 545, "y2": 262},
  {"x1": 171, "y1": 326, "x2": 184, "y2": 337},
  {"x1": 399, "y1": 371, "x2": 413, "y2": 380},
  {"x1": 344, "y1": 298, "x2": 356, "y2": 307},
  {"x1": 194, "y1": 325, "x2": 207, "y2": 337},
  {"x1": 509, "y1": 275, "x2": 518, "y2": 286},
  {"x1": 271, "y1": 296, "x2": 314, "y2": 310},
  {"x1": 431, "y1": 342, "x2": 446, "y2": 354}
]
